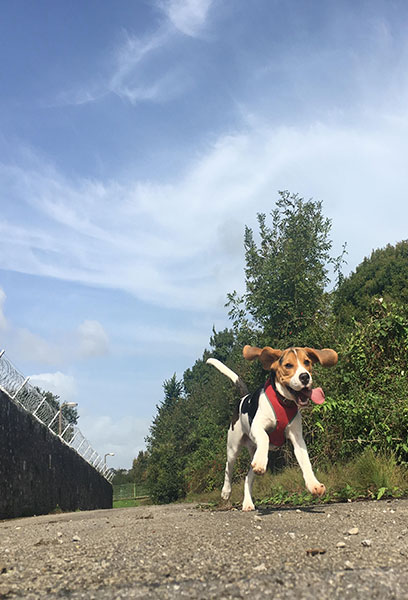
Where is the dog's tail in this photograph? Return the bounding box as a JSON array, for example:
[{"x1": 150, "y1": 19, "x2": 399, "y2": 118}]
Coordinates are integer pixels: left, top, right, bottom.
[{"x1": 206, "y1": 358, "x2": 248, "y2": 396}]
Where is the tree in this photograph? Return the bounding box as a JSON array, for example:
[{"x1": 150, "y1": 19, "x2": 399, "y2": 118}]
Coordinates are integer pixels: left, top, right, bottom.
[
  {"x1": 130, "y1": 450, "x2": 149, "y2": 482},
  {"x1": 34, "y1": 387, "x2": 79, "y2": 436},
  {"x1": 145, "y1": 375, "x2": 188, "y2": 503},
  {"x1": 208, "y1": 327, "x2": 235, "y2": 362},
  {"x1": 333, "y1": 240, "x2": 408, "y2": 326},
  {"x1": 111, "y1": 468, "x2": 134, "y2": 485},
  {"x1": 226, "y1": 191, "x2": 342, "y2": 346}
]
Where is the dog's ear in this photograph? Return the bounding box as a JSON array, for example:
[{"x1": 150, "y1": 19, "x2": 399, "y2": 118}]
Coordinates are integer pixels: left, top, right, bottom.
[
  {"x1": 304, "y1": 348, "x2": 338, "y2": 367},
  {"x1": 243, "y1": 345, "x2": 282, "y2": 370}
]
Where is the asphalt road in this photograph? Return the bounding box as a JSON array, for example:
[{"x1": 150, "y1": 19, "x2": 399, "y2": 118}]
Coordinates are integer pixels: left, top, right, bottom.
[{"x1": 1, "y1": 498, "x2": 408, "y2": 599}]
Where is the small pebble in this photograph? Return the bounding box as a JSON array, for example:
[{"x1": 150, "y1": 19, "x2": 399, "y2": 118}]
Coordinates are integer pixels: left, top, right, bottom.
[
  {"x1": 362, "y1": 539, "x2": 372, "y2": 547},
  {"x1": 348, "y1": 527, "x2": 359, "y2": 535},
  {"x1": 336, "y1": 541, "x2": 346, "y2": 548},
  {"x1": 306, "y1": 548, "x2": 326, "y2": 556}
]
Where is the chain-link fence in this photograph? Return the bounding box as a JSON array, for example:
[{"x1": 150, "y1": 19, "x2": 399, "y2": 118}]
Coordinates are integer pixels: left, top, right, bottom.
[
  {"x1": 113, "y1": 483, "x2": 149, "y2": 501},
  {"x1": 0, "y1": 349, "x2": 114, "y2": 482}
]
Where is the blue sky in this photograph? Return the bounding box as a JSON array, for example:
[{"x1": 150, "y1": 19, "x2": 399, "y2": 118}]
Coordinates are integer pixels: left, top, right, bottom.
[{"x1": 1, "y1": 0, "x2": 408, "y2": 468}]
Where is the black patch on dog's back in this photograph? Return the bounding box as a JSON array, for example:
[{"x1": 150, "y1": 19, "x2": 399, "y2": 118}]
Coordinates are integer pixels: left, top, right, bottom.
[{"x1": 241, "y1": 386, "x2": 262, "y2": 425}]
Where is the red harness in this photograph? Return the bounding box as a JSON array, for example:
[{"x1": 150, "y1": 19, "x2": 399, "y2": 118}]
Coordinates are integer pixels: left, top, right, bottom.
[{"x1": 264, "y1": 379, "x2": 298, "y2": 447}]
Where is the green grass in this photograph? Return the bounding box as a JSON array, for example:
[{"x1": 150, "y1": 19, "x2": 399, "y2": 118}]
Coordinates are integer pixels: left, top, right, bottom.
[
  {"x1": 113, "y1": 499, "x2": 142, "y2": 508},
  {"x1": 113, "y1": 497, "x2": 151, "y2": 509},
  {"x1": 187, "y1": 449, "x2": 408, "y2": 508}
]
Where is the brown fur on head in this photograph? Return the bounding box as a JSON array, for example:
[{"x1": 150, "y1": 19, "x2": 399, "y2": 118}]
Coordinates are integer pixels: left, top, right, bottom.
[
  {"x1": 243, "y1": 344, "x2": 338, "y2": 405},
  {"x1": 243, "y1": 345, "x2": 338, "y2": 370}
]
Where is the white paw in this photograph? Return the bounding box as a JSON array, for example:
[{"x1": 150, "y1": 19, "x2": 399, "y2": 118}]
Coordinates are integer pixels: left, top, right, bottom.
[
  {"x1": 251, "y1": 458, "x2": 267, "y2": 475},
  {"x1": 242, "y1": 501, "x2": 255, "y2": 512},
  {"x1": 221, "y1": 487, "x2": 231, "y2": 500},
  {"x1": 307, "y1": 482, "x2": 326, "y2": 497}
]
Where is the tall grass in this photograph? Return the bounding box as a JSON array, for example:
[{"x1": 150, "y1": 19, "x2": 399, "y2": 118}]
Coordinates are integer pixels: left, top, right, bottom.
[{"x1": 187, "y1": 449, "x2": 408, "y2": 507}]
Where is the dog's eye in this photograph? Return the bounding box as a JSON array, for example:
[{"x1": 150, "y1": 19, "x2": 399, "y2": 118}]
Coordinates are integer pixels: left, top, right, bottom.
[
  {"x1": 284, "y1": 363, "x2": 293, "y2": 369},
  {"x1": 304, "y1": 359, "x2": 311, "y2": 366}
]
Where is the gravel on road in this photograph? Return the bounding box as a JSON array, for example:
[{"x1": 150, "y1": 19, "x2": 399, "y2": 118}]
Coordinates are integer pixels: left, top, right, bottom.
[{"x1": 1, "y1": 498, "x2": 408, "y2": 599}]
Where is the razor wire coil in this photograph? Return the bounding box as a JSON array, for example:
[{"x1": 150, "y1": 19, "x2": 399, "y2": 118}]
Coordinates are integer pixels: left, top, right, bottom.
[{"x1": 0, "y1": 349, "x2": 114, "y2": 482}]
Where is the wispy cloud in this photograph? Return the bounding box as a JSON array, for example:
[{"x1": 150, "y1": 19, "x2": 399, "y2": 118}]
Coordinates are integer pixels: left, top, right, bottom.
[
  {"x1": 79, "y1": 414, "x2": 151, "y2": 468},
  {"x1": 29, "y1": 371, "x2": 77, "y2": 401},
  {"x1": 2, "y1": 114, "x2": 408, "y2": 314},
  {"x1": 158, "y1": 0, "x2": 214, "y2": 37},
  {"x1": 107, "y1": 28, "x2": 187, "y2": 104},
  {"x1": 57, "y1": 10, "x2": 197, "y2": 108},
  {"x1": 0, "y1": 290, "x2": 109, "y2": 365},
  {"x1": 77, "y1": 320, "x2": 109, "y2": 358}
]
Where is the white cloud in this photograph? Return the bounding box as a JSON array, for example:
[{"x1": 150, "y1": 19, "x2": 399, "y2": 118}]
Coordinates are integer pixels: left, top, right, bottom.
[
  {"x1": 29, "y1": 371, "x2": 77, "y2": 401},
  {"x1": 77, "y1": 320, "x2": 109, "y2": 358},
  {"x1": 57, "y1": 25, "x2": 188, "y2": 107},
  {"x1": 0, "y1": 288, "x2": 109, "y2": 365},
  {"x1": 55, "y1": 0, "x2": 214, "y2": 108},
  {"x1": 108, "y1": 29, "x2": 186, "y2": 105},
  {"x1": 79, "y1": 414, "x2": 151, "y2": 469},
  {"x1": 159, "y1": 0, "x2": 213, "y2": 37},
  {"x1": 2, "y1": 115, "x2": 408, "y2": 313},
  {"x1": 11, "y1": 329, "x2": 63, "y2": 365}
]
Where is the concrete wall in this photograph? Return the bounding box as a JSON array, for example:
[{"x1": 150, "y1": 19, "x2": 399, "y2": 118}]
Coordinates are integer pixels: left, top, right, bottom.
[{"x1": 0, "y1": 390, "x2": 112, "y2": 519}]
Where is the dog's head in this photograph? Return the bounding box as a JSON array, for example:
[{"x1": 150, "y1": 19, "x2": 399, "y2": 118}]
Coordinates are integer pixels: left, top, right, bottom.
[{"x1": 243, "y1": 345, "x2": 338, "y2": 407}]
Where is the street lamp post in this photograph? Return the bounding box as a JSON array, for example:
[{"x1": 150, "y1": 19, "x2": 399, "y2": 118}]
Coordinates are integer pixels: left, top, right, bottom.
[
  {"x1": 104, "y1": 452, "x2": 115, "y2": 465},
  {"x1": 58, "y1": 402, "x2": 78, "y2": 436}
]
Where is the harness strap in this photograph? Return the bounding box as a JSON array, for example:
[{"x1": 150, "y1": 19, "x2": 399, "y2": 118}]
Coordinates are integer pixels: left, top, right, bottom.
[{"x1": 264, "y1": 380, "x2": 298, "y2": 447}]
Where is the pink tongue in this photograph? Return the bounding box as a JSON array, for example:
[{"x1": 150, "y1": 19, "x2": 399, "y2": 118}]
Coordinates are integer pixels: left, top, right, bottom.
[{"x1": 310, "y1": 387, "x2": 325, "y2": 405}]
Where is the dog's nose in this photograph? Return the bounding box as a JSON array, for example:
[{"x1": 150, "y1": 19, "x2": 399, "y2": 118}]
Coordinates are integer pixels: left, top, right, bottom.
[{"x1": 299, "y1": 372, "x2": 310, "y2": 386}]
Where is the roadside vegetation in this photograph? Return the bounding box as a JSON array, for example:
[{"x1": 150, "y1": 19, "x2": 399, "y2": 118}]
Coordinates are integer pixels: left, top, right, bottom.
[
  {"x1": 189, "y1": 449, "x2": 408, "y2": 508},
  {"x1": 113, "y1": 191, "x2": 408, "y2": 508}
]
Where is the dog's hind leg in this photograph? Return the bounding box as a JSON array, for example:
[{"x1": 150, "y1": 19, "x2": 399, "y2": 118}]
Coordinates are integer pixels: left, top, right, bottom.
[
  {"x1": 221, "y1": 421, "x2": 244, "y2": 501},
  {"x1": 242, "y1": 443, "x2": 256, "y2": 512}
]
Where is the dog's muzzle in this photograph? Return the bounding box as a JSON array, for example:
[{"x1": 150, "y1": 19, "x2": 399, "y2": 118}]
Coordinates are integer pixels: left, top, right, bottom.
[{"x1": 289, "y1": 386, "x2": 325, "y2": 407}]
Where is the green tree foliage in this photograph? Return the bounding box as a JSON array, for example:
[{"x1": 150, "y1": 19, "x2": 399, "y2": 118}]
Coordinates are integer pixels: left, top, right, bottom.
[
  {"x1": 226, "y1": 191, "x2": 343, "y2": 347},
  {"x1": 146, "y1": 375, "x2": 188, "y2": 503},
  {"x1": 333, "y1": 240, "x2": 408, "y2": 326},
  {"x1": 34, "y1": 387, "x2": 79, "y2": 426},
  {"x1": 111, "y1": 468, "x2": 134, "y2": 485},
  {"x1": 130, "y1": 450, "x2": 149, "y2": 482},
  {"x1": 305, "y1": 299, "x2": 408, "y2": 464}
]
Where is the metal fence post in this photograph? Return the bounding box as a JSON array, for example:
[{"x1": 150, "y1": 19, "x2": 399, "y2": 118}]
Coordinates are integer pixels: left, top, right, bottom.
[{"x1": 11, "y1": 376, "x2": 30, "y2": 401}]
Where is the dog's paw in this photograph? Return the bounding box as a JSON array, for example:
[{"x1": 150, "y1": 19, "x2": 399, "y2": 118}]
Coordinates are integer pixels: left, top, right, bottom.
[
  {"x1": 309, "y1": 482, "x2": 326, "y2": 497},
  {"x1": 251, "y1": 457, "x2": 267, "y2": 475},
  {"x1": 242, "y1": 501, "x2": 255, "y2": 512},
  {"x1": 221, "y1": 487, "x2": 231, "y2": 501}
]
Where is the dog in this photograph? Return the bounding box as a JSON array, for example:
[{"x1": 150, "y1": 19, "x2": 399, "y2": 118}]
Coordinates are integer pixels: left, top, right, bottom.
[{"x1": 207, "y1": 344, "x2": 338, "y2": 511}]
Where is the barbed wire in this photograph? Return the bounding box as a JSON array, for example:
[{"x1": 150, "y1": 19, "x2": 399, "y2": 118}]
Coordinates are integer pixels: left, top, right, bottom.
[{"x1": 0, "y1": 349, "x2": 114, "y2": 482}]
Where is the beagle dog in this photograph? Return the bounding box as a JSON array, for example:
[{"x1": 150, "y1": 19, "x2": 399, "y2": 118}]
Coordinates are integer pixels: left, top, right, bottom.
[{"x1": 207, "y1": 345, "x2": 338, "y2": 511}]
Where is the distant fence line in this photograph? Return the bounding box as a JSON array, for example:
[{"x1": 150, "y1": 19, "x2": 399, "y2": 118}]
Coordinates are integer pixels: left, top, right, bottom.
[
  {"x1": 0, "y1": 349, "x2": 114, "y2": 482},
  {"x1": 113, "y1": 483, "x2": 149, "y2": 501}
]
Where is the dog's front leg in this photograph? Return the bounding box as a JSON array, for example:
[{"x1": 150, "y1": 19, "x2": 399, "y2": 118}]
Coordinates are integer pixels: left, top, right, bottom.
[
  {"x1": 286, "y1": 415, "x2": 326, "y2": 497},
  {"x1": 250, "y1": 426, "x2": 270, "y2": 475}
]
